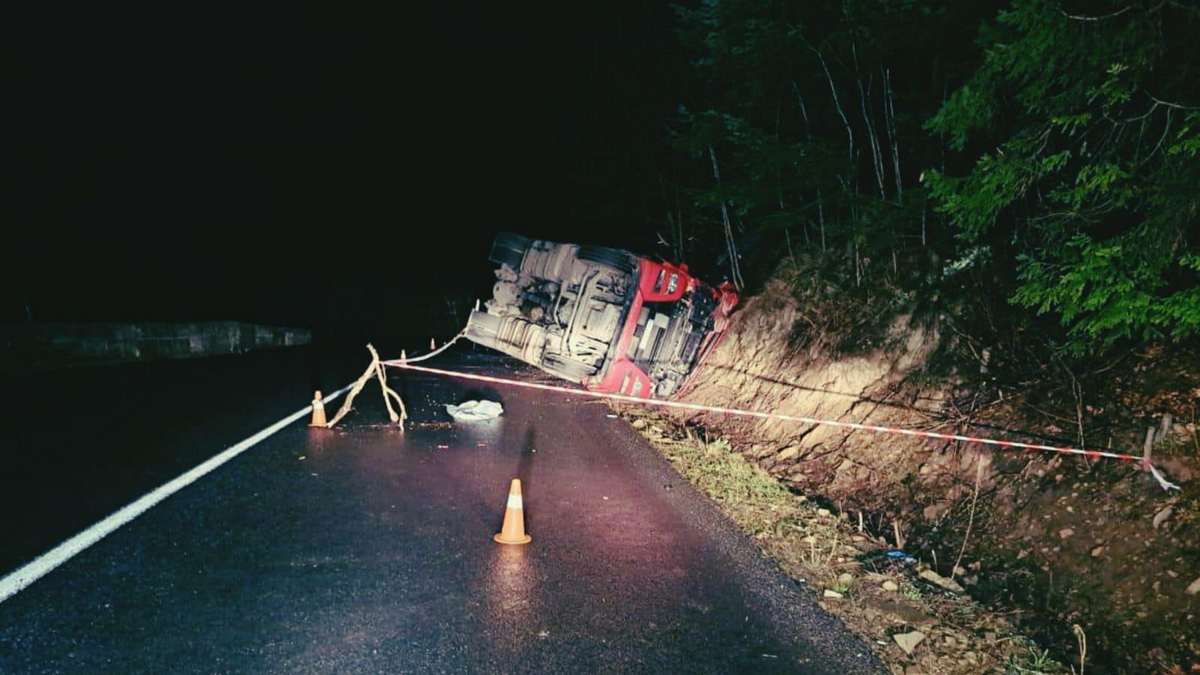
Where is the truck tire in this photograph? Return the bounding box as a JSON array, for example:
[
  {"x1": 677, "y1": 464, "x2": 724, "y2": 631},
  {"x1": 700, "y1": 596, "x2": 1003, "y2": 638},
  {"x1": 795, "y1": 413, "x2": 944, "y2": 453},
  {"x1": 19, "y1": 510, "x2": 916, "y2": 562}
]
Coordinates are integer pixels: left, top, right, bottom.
[
  {"x1": 577, "y1": 245, "x2": 636, "y2": 274},
  {"x1": 490, "y1": 232, "x2": 531, "y2": 269}
]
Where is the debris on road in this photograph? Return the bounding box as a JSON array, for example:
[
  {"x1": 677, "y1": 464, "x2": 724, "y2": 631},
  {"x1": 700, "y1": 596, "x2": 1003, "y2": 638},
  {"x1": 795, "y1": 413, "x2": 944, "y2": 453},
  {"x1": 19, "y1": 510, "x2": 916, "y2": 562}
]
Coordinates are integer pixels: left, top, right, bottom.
[
  {"x1": 326, "y1": 344, "x2": 406, "y2": 430},
  {"x1": 444, "y1": 400, "x2": 503, "y2": 421}
]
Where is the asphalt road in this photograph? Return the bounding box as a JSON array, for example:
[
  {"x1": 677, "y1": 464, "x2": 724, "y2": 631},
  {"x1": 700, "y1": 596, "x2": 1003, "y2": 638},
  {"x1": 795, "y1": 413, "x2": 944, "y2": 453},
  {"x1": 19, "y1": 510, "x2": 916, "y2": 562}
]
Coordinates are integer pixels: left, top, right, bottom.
[{"x1": 0, "y1": 348, "x2": 881, "y2": 674}]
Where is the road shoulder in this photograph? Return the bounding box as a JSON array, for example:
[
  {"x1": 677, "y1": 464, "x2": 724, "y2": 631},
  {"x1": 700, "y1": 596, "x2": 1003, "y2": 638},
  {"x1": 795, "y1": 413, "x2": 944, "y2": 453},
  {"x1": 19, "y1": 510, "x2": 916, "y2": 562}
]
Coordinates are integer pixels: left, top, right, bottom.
[{"x1": 614, "y1": 405, "x2": 1069, "y2": 675}]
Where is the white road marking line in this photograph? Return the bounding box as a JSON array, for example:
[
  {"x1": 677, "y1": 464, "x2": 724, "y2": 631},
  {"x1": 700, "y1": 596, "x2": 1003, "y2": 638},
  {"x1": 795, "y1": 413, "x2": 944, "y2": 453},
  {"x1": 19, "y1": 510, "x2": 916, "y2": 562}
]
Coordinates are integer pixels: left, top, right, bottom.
[{"x1": 0, "y1": 382, "x2": 354, "y2": 605}]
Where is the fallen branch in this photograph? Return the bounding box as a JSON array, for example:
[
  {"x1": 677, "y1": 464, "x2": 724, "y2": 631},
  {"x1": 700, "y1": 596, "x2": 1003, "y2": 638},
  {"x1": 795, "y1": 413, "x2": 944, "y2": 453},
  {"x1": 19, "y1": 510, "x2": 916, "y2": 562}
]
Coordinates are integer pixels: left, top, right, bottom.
[
  {"x1": 327, "y1": 343, "x2": 406, "y2": 431},
  {"x1": 1072, "y1": 624, "x2": 1087, "y2": 675},
  {"x1": 951, "y1": 457, "x2": 984, "y2": 580},
  {"x1": 892, "y1": 519, "x2": 905, "y2": 550},
  {"x1": 370, "y1": 344, "x2": 406, "y2": 428}
]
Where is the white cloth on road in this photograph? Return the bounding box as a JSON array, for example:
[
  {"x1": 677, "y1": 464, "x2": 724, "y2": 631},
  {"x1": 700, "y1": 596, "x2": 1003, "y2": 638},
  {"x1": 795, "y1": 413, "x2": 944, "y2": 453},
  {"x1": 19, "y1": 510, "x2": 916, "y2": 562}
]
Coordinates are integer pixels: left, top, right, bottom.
[{"x1": 444, "y1": 400, "x2": 504, "y2": 421}]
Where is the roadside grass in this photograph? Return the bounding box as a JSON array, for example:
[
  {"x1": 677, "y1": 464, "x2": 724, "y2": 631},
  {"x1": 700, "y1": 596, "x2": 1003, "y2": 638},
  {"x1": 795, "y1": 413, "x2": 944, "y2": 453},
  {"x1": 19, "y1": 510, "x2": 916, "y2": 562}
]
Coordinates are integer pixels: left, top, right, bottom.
[
  {"x1": 667, "y1": 437, "x2": 795, "y2": 519},
  {"x1": 1003, "y1": 645, "x2": 1059, "y2": 675},
  {"x1": 619, "y1": 407, "x2": 1069, "y2": 675}
]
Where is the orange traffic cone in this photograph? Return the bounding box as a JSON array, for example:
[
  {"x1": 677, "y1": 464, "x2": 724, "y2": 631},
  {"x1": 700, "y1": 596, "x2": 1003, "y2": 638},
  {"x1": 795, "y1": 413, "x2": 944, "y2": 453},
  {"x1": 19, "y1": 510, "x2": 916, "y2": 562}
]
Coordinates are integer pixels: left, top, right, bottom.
[
  {"x1": 494, "y1": 478, "x2": 532, "y2": 545},
  {"x1": 310, "y1": 391, "x2": 327, "y2": 427}
]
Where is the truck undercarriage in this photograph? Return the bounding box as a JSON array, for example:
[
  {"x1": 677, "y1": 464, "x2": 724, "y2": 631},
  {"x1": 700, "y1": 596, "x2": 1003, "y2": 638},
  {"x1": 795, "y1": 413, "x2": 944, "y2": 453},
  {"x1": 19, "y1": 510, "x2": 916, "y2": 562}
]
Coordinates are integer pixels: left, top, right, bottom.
[{"x1": 466, "y1": 233, "x2": 737, "y2": 399}]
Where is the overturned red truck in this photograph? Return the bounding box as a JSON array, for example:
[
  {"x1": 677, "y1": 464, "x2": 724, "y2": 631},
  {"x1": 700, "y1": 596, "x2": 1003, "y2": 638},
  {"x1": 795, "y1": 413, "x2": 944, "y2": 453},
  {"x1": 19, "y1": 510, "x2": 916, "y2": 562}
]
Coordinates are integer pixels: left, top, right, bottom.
[{"x1": 465, "y1": 233, "x2": 738, "y2": 399}]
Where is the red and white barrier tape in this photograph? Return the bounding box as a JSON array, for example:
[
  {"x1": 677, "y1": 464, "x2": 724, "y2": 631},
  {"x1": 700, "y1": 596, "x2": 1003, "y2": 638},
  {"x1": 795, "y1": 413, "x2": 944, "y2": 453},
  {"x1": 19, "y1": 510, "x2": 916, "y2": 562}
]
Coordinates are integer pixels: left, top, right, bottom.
[{"x1": 383, "y1": 360, "x2": 1181, "y2": 492}]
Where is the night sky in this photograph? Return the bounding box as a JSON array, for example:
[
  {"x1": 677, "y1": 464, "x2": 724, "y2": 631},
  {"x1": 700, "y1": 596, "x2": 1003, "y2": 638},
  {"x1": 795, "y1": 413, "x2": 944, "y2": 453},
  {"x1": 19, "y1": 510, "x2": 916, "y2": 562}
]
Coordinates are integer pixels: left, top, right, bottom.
[{"x1": 10, "y1": 3, "x2": 682, "y2": 338}]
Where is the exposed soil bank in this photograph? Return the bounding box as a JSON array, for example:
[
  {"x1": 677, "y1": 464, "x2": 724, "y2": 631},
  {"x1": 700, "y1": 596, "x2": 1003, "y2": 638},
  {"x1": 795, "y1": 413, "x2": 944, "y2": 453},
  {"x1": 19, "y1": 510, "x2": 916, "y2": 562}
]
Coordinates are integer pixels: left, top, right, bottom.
[
  {"x1": 646, "y1": 272, "x2": 1199, "y2": 673},
  {"x1": 614, "y1": 408, "x2": 1072, "y2": 674}
]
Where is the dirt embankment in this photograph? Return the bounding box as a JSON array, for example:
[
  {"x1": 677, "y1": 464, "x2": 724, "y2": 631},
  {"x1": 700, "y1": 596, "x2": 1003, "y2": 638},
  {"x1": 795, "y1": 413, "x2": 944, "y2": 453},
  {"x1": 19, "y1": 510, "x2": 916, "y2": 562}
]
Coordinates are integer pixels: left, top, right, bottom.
[{"x1": 648, "y1": 275, "x2": 1200, "y2": 673}]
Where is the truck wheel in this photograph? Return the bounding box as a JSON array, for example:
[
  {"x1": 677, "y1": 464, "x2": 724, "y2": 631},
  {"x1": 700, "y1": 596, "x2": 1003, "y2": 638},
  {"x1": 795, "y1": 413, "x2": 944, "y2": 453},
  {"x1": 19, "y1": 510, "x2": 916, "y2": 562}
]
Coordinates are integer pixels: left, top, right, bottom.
[
  {"x1": 490, "y1": 232, "x2": 531, "y2": 269},
  {"x1": 578, "y1": 245, "x2": 636, "y2": 274}
]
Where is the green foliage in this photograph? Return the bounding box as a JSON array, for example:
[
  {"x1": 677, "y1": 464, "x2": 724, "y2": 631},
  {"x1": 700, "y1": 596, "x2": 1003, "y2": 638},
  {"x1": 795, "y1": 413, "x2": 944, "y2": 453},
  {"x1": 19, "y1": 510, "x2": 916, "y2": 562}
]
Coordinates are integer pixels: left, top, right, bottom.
[
  {"x1": 666, "y1": 0, "x2": 983, "y2": 288},
  {"x1": 661, "y1": 0, "x2": 1198, "y2": 358},
  {"x1": 927, "y1": 85, "x2": 994, "y2": 151},
  {"x1": 927, "y1": 0, "x2": 1200, "y2": 353},
  {"x1": 643, "y1": 3, "x2": 1198, "y2": 670}
]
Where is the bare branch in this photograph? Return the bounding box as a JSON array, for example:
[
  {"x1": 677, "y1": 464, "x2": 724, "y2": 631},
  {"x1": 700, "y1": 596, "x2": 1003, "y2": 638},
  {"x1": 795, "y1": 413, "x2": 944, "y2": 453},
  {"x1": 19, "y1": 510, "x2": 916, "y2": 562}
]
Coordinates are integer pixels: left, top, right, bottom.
[
  {"x1": 884, "y1": 68, "x2": 903, "y2": 201},
  {"x1": 817, "y1": 187, "x2": 827, "y2": 254},
  {"x1": 1061, "y1": 5, "x2": 1132, "y2": 21},
  {"x1": 328, "y1": 344, "x2": 407, "y2": 430},
  {"x1": 950, "y1": 457, "x2": 985, "y2": 581},
  {"x1": 708, "y1": 146, "x2": 745, "y2": 290},
  {"x1": 858, "y1": 76, "x2": 888, "y2": 201},
  {"x1": 791, "y1": 80, "x2": 811, "y2": 135},
  {"x1": 1145, "y1": 107, "x2": 1174, "y2": 162},
  {"x1": 815, "y1": 49, "x2": 854, "y2": 165},
  {"x1": 1146, "y1": 92, "x2": 1200, "y2": 110}
]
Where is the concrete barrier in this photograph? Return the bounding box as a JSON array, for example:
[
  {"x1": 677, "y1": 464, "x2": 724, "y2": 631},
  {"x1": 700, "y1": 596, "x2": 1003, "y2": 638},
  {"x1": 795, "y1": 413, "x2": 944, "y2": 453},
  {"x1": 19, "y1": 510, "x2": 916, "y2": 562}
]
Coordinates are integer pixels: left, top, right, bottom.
[{"x1": 0, "y1": 322, "x2": 312, "y2": 373}]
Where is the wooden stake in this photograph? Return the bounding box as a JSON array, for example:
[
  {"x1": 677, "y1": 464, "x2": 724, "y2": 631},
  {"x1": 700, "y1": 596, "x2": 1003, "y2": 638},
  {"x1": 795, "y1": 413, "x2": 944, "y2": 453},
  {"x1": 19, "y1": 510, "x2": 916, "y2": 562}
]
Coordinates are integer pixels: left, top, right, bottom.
[
  {"x1": 1157, "y1": 413, "x2": 1173, "y2": 447},
  {"x1": 892, "y1": 520, "x2": 905, "y2": 550}
]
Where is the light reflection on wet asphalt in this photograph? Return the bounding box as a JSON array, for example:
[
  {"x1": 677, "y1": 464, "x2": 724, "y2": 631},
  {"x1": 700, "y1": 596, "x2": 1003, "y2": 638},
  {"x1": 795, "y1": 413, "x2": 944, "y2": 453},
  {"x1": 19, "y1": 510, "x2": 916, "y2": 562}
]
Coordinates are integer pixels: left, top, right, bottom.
[{"x1": 0, "y1": 350, "x2": 881, "y2": 673}]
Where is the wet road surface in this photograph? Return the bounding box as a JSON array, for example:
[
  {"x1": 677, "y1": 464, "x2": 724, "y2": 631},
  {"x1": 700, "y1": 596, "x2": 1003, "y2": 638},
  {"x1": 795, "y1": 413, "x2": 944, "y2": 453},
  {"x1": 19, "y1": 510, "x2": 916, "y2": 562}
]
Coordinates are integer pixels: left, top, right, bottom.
[{"x1": 0, "y1": 349, "x2": 881, "y2": 673}]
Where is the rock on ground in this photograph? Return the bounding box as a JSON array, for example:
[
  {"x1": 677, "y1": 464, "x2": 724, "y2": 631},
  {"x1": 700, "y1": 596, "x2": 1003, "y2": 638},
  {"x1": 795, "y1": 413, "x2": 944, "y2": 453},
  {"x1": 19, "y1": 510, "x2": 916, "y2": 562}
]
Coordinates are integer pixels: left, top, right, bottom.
[{"x1": 893, "y1": 631, "x2": 926, "y2": 655}]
